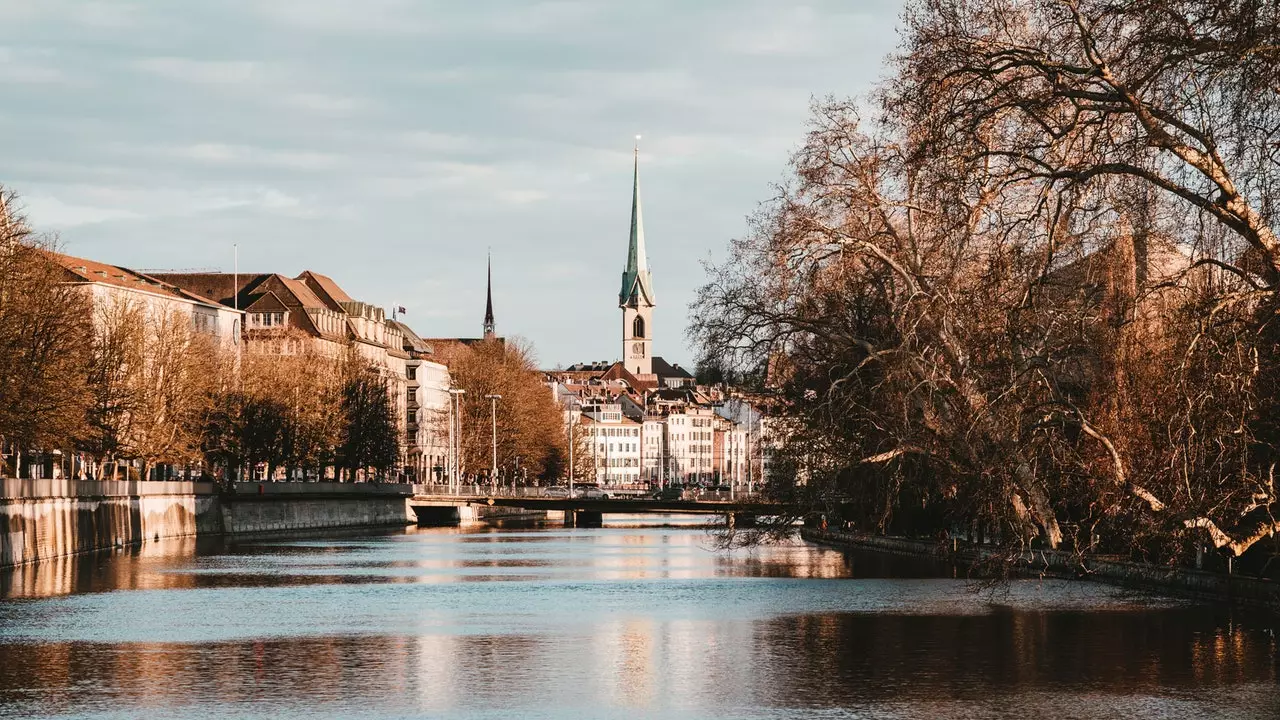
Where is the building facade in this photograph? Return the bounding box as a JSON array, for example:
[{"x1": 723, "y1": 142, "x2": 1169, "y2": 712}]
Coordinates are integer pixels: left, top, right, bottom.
[{"x1": 580, "y1": 402, "x2": 642, "y2": 487}]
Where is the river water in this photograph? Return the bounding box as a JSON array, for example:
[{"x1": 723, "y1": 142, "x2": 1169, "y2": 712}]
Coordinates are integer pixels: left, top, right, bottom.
[{"x1": 0, "y1": 517, "x2": 1277, "y2": 719}]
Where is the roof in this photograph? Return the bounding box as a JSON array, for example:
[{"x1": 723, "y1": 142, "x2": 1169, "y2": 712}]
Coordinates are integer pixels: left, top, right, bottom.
[
  {"x1": 564, "y1": 361, "x2": 613, "y2": 373},
  {"x1": 151, "y1": 271, "x2": 343, "y2": 340},
  {"x1": 651, "y1": 356, "x2": 693, "y2": 379},
  {"x1": 54, "y1": 253, "x2": 231, "y2": 311},
  {"x1": 296, "y1": 270, "x2": 352, "y2": 311},
  {"x1": 388, "y1": 319, "x2": 434, "y2": 355},
  {"x1": 578, "y1": 414, "x2": 640, "y2": 426},
  {"x1": 600, "y1": 361, "x2": 659, "y2": 391},
  {"x1": 279, "y1": 276, "x2": 331, "y2": 311}
]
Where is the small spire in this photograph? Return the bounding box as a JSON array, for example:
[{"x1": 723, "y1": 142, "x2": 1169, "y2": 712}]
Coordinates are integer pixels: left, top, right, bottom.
[{"x1": 483, "y1": 251, "x2": 496, "y2": 339}]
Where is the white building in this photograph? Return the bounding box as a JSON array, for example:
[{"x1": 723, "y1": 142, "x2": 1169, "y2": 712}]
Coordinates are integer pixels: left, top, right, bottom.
[
  {"x1": 580, "y1": 402, "x2": 642, "y2": 487},
  {"x1": 57, "y1": 252, "x2": 243, "y2": 349},
  {"x1": 663, "y1": 405, "x2": 716, "y2": 484},
  {"x1": 394, "y1": 320, "x2": 452, "y2": 482}
]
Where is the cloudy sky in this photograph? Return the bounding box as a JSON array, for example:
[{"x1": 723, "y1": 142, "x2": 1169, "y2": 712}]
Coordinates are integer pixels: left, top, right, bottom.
[{"x1": 0, "y1": 0, "x2": 903, "y2": 368}]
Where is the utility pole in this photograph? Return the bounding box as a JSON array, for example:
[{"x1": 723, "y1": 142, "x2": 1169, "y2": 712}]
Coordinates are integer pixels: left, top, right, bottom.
[{"x1": 485, "y1": 394, "x2": 501, "y2": 492}]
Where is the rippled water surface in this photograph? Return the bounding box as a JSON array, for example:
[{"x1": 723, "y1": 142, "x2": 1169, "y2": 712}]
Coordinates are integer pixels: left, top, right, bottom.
[{"x1": 1, "y1": 517, "x2": 1277, "y2": 719}]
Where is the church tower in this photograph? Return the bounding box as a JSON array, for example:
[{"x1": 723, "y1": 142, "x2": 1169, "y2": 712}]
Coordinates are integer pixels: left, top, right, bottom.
[
  {"x1": 483, "y1": 253, "x2": 496, "y2": 341},
  {"x1": 619, "y1": 139, "x2": 655, "y2": 376}
]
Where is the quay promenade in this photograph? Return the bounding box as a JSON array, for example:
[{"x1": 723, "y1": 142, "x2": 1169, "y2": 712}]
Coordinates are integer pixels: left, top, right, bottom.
[{"x1": 0, "y1": 479, "x2": 412, "y2": 569}]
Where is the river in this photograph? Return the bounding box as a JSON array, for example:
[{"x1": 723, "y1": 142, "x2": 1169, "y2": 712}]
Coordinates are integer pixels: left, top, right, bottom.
[{"x1": 0, "y1": 517, "x2": 1277, "y2": 719}]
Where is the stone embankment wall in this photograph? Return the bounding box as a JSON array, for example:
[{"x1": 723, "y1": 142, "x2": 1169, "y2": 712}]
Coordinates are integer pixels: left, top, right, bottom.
[
  {"x1": 1, "y1": 480, "x2": 411, "y2": 569},
  {"x1": 802, "y1": 529, "x2": 1280, "y2": 611}
]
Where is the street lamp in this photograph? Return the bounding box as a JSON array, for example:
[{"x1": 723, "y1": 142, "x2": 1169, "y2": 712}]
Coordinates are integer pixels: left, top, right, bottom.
[
  {"x1": 567, "y1": 411, "x2": 576, "y2": 498},
  {"x1": 448, "y1": 388, "x2": 466, "y2": 493},
  {"x1": 485, "y1": 393, "x2": 502, "y2": 492}
]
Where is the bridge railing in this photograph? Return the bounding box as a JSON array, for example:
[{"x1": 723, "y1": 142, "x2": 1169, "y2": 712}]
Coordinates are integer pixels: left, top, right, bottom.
[
  {"x1": 410, "y1": 483, "x2": 766, "y2": 502},
  {"x1": 413, "y1": 484, "x2": 554, "y2": 498}
]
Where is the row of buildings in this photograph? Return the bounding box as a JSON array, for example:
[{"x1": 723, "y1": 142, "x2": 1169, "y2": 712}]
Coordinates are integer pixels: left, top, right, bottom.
[
  {"x1": 51, "y1": 251, "x2": 491, "y2": 481},
  {"x1": 40, "y1": 141, "x2": 773, "y2": 488},
  {"x1": 543, "y1": 144, "x2": 772, "y2": 491}
]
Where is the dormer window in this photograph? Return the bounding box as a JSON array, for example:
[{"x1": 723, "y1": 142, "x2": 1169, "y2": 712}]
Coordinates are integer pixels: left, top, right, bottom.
[{"x1": 249, "y1": 311, "x2": 287, "y2": 328}]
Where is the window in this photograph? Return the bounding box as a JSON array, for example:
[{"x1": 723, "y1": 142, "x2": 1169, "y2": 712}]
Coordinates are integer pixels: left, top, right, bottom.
[
  {"x1": 633, "y1": 315, "x2": 645, "y2": 339},
  {"x1": 250, "y1": 311, "x2": 286, "y2": 328},
  {"x1": 192, "y1": 312, "x2": 217, "y2": 335},
  {"x1": 407, "y1": 367, "x2": 416, "y2": 380}
]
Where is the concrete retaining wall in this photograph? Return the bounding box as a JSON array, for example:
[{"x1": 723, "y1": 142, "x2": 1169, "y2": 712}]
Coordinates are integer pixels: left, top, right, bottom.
[
  {"x1": 802, "y1": 529, "x2": 1280, "y2": 611},
  {"x1": 214, "y1": 495, "x2": 409, "y2": 534},
  {"x1": 1, "y1": 480, "x2": 411, "y2": 569}
]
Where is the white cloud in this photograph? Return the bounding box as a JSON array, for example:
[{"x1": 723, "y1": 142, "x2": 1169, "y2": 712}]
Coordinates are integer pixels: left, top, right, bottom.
[
  {"x1": 173, "y1": 143, "x2": 342, "y2": 171},
  {"x1": 72, "y1": 2, "x2": 143, "y2": 30},
  {"x1": 279, "y1": 92, "x2": 369, "y2": 116},
  {"x1": 22, "y1": 184, "x2": 315, "y2": 227},
  {"x1": 248, "y1": 0, "x2": 436, "y2": 35},
  {"x1": 498, "y1": 189, "x2": 549, "y2": 205},
  {"x1": 400, "y1": 131, "x2": 479, "y2": 154},
  {"x1": 131, "y1": 56, "x2": 266, "y2": 85},
  {"x1": 0, "y1": 46, "x2": 69, "y2": 85},
  {"x1": 20, "y1": 194, "x2": 140, "y2": 228}
]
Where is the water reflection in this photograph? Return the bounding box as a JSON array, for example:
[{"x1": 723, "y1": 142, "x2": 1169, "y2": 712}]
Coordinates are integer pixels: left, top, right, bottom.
[{"x1": 0, "y1": 518, "x2": 1277, "y2": 720}]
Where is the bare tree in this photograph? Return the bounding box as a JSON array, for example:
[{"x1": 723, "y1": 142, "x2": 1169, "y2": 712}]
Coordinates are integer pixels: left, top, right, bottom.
[
  {"x1": 81, "y1": 296, "x2": 145, "y2": 479},
  {"x1": 695, "y1": 1, "x2": 1280, "y2": 565},
  {"x1": 0, "y1": 187, "x2": 92, "y2": 476},
  {"x1": 435, "y1": 338, "x2": 571, "y2": 483},
  {"x1": 127, "y1": 309, "x2": 218, "y2": 481}
]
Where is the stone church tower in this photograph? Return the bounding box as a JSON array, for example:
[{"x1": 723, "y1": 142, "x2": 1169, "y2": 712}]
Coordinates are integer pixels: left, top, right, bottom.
[{"x1": 619, "y1": 141, "x2": 655, "y2": 376}]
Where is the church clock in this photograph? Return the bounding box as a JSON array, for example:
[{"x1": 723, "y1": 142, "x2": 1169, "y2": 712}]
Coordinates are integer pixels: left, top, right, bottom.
[{"x1": 632, "y1": 342, "x2": 644, "y2": 356}]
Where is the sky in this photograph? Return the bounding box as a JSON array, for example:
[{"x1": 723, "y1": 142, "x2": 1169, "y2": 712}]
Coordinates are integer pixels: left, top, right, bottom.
[{"x1": 0, "y1": 0, "x2": 904, "y2": 369}]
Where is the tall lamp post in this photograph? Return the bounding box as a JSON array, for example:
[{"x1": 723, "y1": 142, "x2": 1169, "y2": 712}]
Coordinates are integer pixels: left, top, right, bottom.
[
  {"x1": 446, "y1": 394, "x2": 454, "y2": 491},
  {"x1": 485, "y1": 393, "x2": 502, "y2": 492},
  {"x1": 567, "y1": 411, "x2": 576, "y2": 497},
  {"x1": 448, "y1": 388, "x2": 466, "y2": 493}
]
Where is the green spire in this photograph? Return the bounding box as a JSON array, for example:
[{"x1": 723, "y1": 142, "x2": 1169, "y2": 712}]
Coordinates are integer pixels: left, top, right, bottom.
[{"x1": 619, "y1": 139, "x2": 654, "y2": 307}]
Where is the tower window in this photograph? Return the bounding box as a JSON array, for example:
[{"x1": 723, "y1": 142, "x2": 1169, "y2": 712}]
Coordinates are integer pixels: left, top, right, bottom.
[{"x1": 633, "y1": 315, "x2": 645, "y2": 339}]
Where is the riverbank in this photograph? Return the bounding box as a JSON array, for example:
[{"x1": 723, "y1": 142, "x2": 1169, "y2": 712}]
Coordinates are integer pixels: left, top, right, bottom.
[
  {"x1": 0, "y1": 479, "x2": 411, "y2": 569},
  {"x1": 802, "y1": 528, "x2": 1280, "y2": 612}
]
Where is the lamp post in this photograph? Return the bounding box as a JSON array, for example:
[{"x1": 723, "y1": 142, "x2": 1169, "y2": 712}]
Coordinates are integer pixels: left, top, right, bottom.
[
  {"x1": 567, "y1": 411, "x2": 576, "y2": 497},
  {"x1": 485, "y1": 393, "x2": 501, "y2": 492},
  {"x1": 448, "y1": 388, "x2": 466, "y2": 493},
  {"x1": 445, "y1": 395, "x2": 453, "y2": 492}
]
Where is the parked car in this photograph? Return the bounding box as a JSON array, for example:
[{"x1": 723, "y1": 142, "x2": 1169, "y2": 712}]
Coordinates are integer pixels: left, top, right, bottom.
[
  {"x1": 574, "y1": 484, "x2": 609, "y2": 499},
  {"x1": 543, "y1": 486, "x2": 571, "y2": 498},
  {"x1": 653, "y1": 486, "x2": 685, "y2": 501}
]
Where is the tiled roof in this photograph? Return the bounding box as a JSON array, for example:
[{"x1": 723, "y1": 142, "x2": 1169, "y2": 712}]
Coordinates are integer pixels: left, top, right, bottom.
[
  {"x1": 53, "y1": 253, "x2": 229, "y2": 310},
  {"x1": 388, "y1": 319, "x2": 434, "y2": 355},
  {"x1": 297, "y1": 270, "x2": 352, "y2": 310},
  {"x1": 600, "y1": 361, "x2": 660, "y2": 391},
  {"x1": 277, "y1": 276, "x2": 330, "y2": 311}
]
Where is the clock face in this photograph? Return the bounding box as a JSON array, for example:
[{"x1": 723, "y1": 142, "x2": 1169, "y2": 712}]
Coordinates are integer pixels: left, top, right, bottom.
[{"x1": 632, "y1": 342, "x2": 644, "y2": 356}]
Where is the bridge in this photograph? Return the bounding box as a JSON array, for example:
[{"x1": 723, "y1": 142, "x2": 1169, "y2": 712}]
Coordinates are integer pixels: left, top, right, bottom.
[{"x1": 409, "y1": 486, "x2": 791, "y2": 527}]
